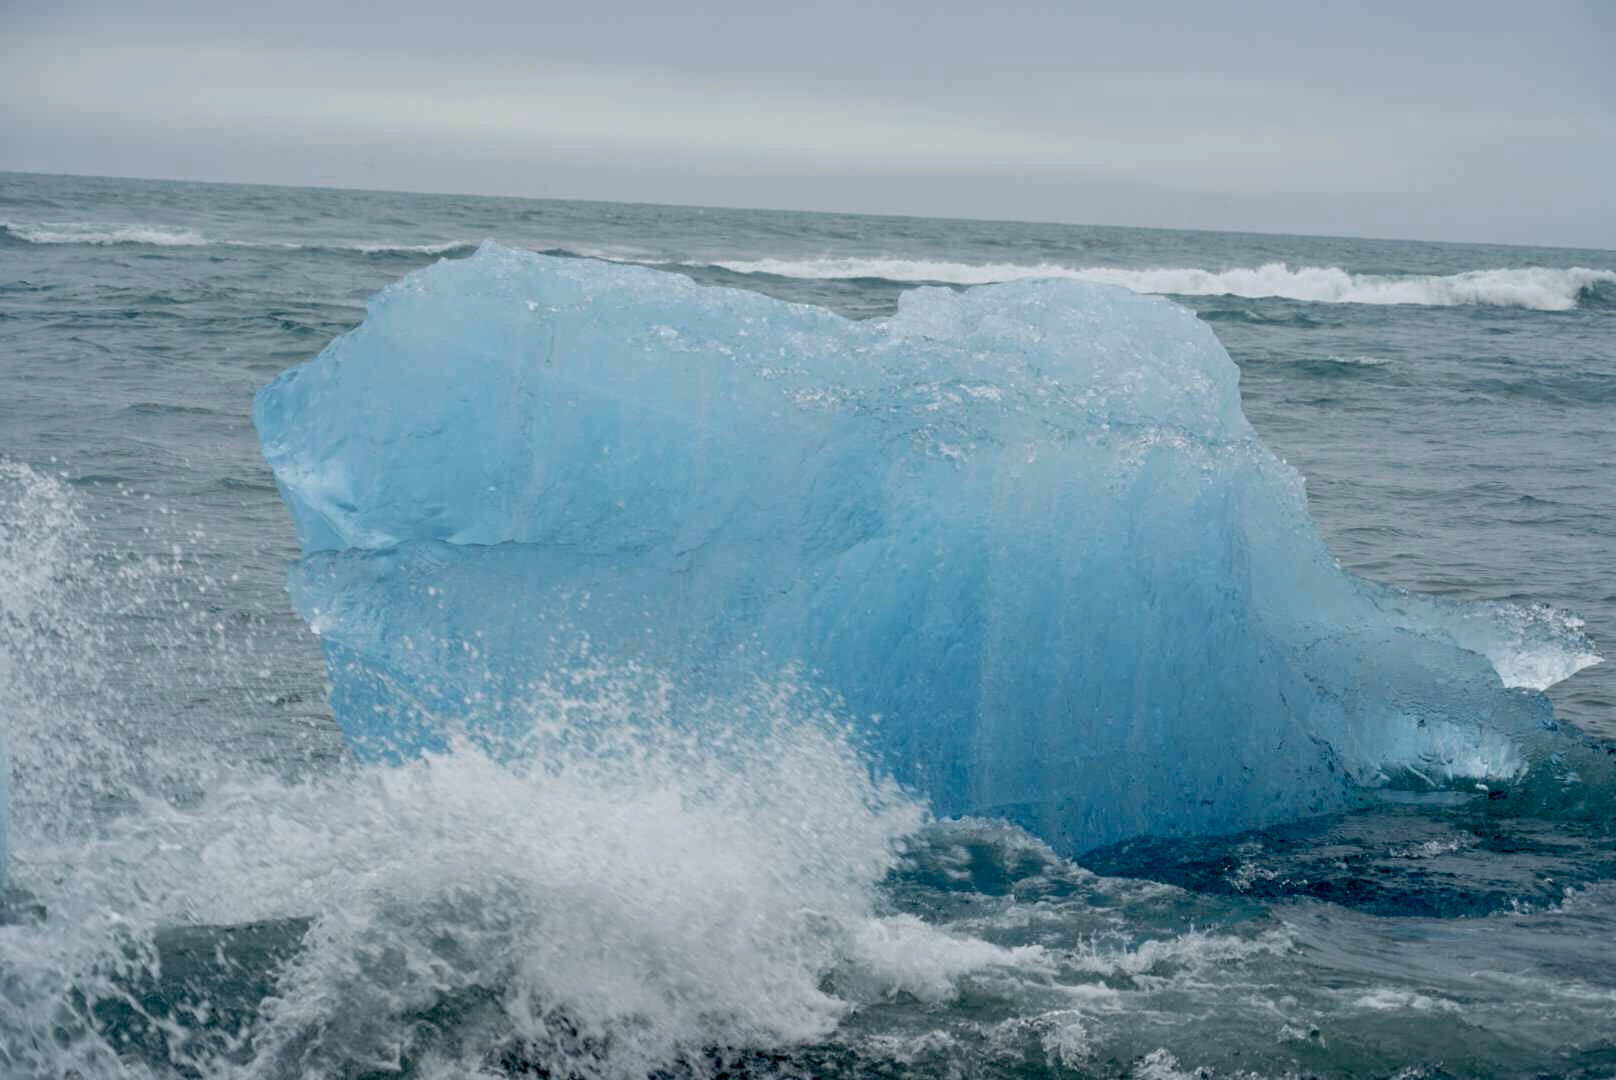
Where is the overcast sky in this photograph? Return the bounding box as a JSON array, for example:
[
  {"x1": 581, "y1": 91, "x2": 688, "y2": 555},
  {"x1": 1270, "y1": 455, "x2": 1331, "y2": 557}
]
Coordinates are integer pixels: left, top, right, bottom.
[{"x1": 3, "y1": 1, "x2": 1612, "y2": 247}]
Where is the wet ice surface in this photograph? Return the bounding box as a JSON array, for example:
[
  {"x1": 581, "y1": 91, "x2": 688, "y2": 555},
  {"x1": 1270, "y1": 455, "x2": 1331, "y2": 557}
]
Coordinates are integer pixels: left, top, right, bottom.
[{"x1": 257, "y1": 245, "x2": 1605, "y2": 859}]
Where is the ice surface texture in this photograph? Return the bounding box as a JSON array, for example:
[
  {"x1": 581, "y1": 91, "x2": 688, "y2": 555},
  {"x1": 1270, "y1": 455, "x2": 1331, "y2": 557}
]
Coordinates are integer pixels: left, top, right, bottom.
[{"x1": 255, "y1": 243, "x2": 1600, "y2": 853}]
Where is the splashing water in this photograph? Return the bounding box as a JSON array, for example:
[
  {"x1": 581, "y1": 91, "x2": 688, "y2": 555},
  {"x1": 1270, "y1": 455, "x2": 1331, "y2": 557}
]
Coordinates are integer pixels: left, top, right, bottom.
[
  {"x1": 0, "y1": 461, "x2": 1064, "y2": 1079},
  {"x1": 4, "y1": 173, "x2": 1616, "y2": 1078}
]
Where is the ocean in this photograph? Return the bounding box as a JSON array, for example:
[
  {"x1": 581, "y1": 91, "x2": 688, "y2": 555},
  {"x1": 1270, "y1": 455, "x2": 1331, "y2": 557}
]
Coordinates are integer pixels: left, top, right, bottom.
[{"x1": 1, "y1": 170, "x2": 1614, "y2": 1078}]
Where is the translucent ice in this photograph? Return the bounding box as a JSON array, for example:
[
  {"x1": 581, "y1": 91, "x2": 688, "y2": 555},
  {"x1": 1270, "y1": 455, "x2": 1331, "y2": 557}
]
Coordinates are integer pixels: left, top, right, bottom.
[{"x1": 254, "y1": 243, "x2": 1604, "y2": 852}]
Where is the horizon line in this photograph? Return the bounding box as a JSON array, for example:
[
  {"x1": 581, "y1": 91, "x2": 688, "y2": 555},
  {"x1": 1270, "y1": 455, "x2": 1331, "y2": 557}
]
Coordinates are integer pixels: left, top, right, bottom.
[{"x1": 7, "y1": 167, "x2": 1613, "y2": 258}]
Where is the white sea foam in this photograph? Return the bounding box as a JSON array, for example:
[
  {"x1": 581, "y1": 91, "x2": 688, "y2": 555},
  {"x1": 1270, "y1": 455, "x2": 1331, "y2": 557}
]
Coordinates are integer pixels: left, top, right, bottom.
[
  {"x1": 3, "y1": 666, "x2": 1032, "y2": 1078},
  {"x1": 2, "y1": 220, "x2": 477, "y2": 256},
  {"x1": 2, "y1": 220, "x2": 209, "y2": 247},
  {"x1": 13, "y1": 219, "x2": 1607, "y2": 312},
  {"x1": 1, "y1": 464, "x2": 1053, "y2": 1077},
  {"x1": 1351, "y1": 988, "x2": 1462, "y2": 1012},
  {"x1": 341, "y1": 239, "x2": 478, "y2": 255},
  {"x1": 705, "y1": 257, "x2": 1616, "y2": 311},
  {"x1": 1132, "y1": 1048, "x2": 1214, "y2": 1080},
  {"x1": 1319, "y1": 353, "x2": 1393, "y2": 367}
]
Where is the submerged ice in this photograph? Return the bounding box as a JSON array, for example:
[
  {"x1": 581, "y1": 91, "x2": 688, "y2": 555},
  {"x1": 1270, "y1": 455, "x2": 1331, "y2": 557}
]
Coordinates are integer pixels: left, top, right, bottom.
[{"x1": 254, "y1": 243, "x2": 1603, "y2": 853}]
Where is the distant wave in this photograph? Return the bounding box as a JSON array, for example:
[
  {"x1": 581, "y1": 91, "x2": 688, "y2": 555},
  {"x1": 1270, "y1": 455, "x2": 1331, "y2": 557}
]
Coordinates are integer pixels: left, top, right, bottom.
[
  {"x1": 2, "y1": 221, "x2": 209, "y2": 247},
  {"x1": 1, "y1": 221, "x2": 476, "y2": 256},
  {"x1": 330, "y1": 240, "x2": 478, "y2": 256},
  {"x1": 1317, "y1": 354, "x2": 1393, "y2": 367},
  {"x1": 225, "y1": 239, "x2": 480, "y2": 256},
  {"x1": 0, "y1": 223, "x2": 645, "y2": 264},
  {"x1": 9, "y1": 222, "x2": 1611, "y2": 312},
  {"x1": 704, "y1": 258, "x2": 1616, "y2": 311}
]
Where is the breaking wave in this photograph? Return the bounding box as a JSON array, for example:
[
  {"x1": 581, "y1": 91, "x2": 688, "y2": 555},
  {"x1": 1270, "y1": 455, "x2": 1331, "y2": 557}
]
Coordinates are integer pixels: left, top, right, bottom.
[
  {"x1": 320, "y1": 240, "x2": 478, "y2": 256},
  {"x1": 1, "y1": 221, "x2": 208, "y2": 247},
  {"x1": 0, "y1": 460, "x2": 1052, "y2": 1079},
  {"x1": 11, "y1": 218, "x2": 1610, "y2": 312},
  {"x1": 703, "y1": 258, "x2": 1616, "y2": 311},
  {"x1": 0, "y1": 221, "x2": 476, "y2": 256}
]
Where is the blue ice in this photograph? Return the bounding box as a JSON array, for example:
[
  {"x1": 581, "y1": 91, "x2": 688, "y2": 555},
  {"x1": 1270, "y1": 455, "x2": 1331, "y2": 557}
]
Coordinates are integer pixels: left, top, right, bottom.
[{"x1": 254, "y1": 243, "x2": 1590, "y2": 852}]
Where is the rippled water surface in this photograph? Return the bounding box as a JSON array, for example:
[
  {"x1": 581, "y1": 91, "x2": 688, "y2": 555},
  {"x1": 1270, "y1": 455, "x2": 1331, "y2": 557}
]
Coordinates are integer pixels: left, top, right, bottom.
[{"x1": 1, "y1": 172, "x2": 1613, "y2": 1078}]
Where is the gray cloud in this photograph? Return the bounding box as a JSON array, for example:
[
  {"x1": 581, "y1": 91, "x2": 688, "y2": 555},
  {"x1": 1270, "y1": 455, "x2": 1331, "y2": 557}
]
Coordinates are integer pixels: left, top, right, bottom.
[{"x1": 3, "y1": 0, "x2": 1611, "y2": 246}]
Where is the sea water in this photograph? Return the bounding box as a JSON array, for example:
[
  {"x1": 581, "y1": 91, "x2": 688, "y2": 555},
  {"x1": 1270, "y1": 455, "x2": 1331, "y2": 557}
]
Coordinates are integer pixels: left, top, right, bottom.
[{"x1": 1, "y1": 171, "x2": 1614, "y2": 1078}]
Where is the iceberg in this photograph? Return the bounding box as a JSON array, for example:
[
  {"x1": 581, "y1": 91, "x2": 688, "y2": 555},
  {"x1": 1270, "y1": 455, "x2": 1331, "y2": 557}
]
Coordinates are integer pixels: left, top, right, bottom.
[{"x1": 254, "y1": 243, "x2": 1603, "y2": 853}]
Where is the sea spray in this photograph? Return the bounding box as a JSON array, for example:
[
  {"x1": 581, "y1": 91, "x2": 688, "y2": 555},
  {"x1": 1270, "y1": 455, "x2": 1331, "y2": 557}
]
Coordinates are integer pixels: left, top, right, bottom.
[
  {"x1": 0, "y1": 462, "x2": 108, "y2": 887},
  {"x1": 6, "y1": 171, "x2": 1616, "y2": 1078},
  {"x1": 1, "y1": 662, "x2": 1032, "y2": 1077},
  {"x1": 0, "y1": 462, "x2": 1053, "y2": 1077}
]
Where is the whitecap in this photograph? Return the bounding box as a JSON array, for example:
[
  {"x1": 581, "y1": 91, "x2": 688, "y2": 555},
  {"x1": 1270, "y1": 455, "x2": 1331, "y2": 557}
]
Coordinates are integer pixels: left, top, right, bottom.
[
  {"x1": 3, "y1": 220, "x2": 208, "y2": 246},
  {"x1": 703, "y1": 257, "x2": 1616, "y2": 311}
]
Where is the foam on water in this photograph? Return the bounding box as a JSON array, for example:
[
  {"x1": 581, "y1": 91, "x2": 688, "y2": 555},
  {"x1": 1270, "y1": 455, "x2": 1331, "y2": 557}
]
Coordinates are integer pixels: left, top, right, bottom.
[
  {"x1": 705, "y1": 257, "x2": 1616, "y2": 310},
  {"x1": 7, "y1": 213, "x2": 1609, "y2": 313},
  {"x1": 0, "y1": 221, "x2": 209, "y2": 247},
  {"x1": 1, "y1": 460, "x2": 1612, "y2": 1077},
  {"x1": 5, "y1": 172, "x2": 1616, "y2": 1077},
  {"x1": 0, "y1": 462, "x2": 1054, "y2": 1078},
  {"x1": 223, "y1": 239, "x2": 480, "y2": 256},
  {"x1": 0, "y1": 220, "x2": 479, "y2": 257},
  {"x1": 341, "y1": 240, "x2": 478, "y2": 255},
  {"x1": 3, "y1": 730, "x2": 1016, "y2": 1077}
]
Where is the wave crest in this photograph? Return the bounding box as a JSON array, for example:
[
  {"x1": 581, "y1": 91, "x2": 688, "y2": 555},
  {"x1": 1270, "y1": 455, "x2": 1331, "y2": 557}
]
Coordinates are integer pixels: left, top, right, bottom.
[
  {"x1": 9, "y1": 217, "x2": 1611, "y2": 312},
  {"x1": 2, "y1": 220, "x2": 207, "y2": 247},
  {"x1": 1, "y1": 220, "x2": 476, "y2": 256},
  {"x1": 0, "y1": 462, "x2": 1039, "y2": 1076},
  {"x1": 705, "y1": 258, "x2": 1616, "y2": 311}
]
